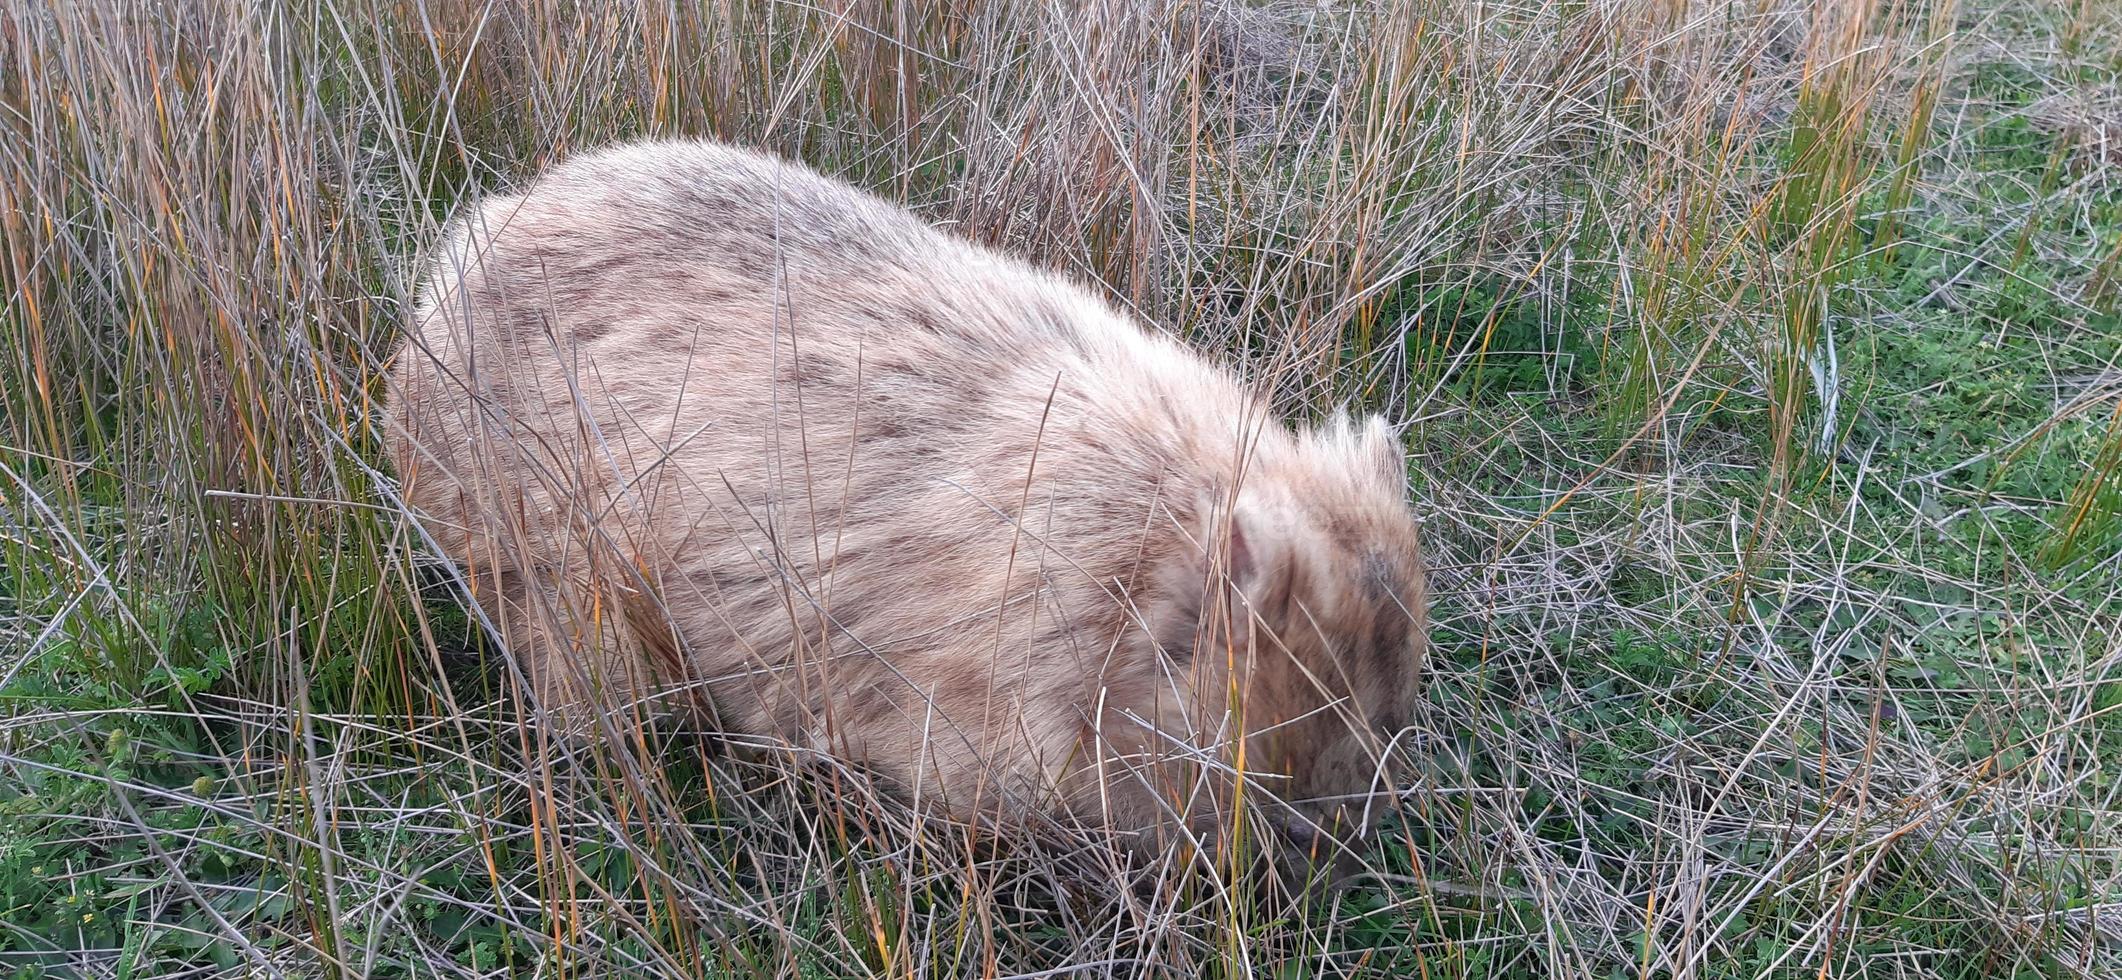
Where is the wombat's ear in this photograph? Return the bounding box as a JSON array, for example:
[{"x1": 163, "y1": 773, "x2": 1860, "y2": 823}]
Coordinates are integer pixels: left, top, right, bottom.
[
  {"x1": 1197, "y1": 486, "x2": 1296, "y2": 618},
  {"x1": 1358, "y1": 413, "x2": 1407, "y2": 491},
  {"x1": 1318, "y1": 408, "x2": 1406, "y2": 491}
]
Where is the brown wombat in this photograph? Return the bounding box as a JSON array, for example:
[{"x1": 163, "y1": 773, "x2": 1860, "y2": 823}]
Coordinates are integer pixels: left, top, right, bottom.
[{"x1": 386, "y1": 138, "x2": 1426, "y2": 869}]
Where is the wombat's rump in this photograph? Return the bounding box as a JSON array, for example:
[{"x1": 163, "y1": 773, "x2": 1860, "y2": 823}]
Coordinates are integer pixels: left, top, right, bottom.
[{"x1": 387, "y1": 138, "x2": 1426, "y2": 859}]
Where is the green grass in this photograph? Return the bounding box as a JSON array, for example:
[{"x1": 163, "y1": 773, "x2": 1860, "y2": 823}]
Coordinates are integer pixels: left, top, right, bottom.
[{"x1": 3, "y1": 0, "x2": 2120, "y2": 976}]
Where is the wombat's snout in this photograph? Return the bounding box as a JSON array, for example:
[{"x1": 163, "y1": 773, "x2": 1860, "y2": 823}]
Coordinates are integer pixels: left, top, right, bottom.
[
  {"x1": 1276, "y1": 811, "x2": 1327, "y2": 854},
  {"x1": 1259, "y1": 800, "x2": 1382, "y2": 886}
]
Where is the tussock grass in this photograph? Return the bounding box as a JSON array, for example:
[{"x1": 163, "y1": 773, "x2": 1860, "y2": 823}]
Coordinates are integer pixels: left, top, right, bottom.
[{"x1": 2, "y1": 0, "x2": 2119, "y2": 976}]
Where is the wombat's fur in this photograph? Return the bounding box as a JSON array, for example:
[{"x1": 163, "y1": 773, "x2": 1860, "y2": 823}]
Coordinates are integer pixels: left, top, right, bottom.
[{"x1": 387, "y1": 139, "x2": 1426, "y2": 868}]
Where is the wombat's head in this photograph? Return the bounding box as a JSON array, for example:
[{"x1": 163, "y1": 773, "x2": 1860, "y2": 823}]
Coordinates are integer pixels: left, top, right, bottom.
[{"x1": 1173, "y1": 410, "x2": 1428, "y2": 881}]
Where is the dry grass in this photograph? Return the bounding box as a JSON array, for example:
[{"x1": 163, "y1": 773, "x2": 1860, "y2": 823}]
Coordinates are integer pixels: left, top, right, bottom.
[{"x1": 2, "y1": 0, "x2": 2119, "y2": 976}]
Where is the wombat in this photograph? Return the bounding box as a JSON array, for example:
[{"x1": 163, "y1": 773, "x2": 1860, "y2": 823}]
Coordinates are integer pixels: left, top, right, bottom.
[{"x1": 386, "y1": 138, "x2": 1426, "y2": 871}]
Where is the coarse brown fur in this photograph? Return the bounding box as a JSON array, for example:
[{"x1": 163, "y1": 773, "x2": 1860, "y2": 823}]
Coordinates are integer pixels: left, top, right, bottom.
[{"x1": 385, "y1": 138, "x2": 1427, "y2": 871}]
